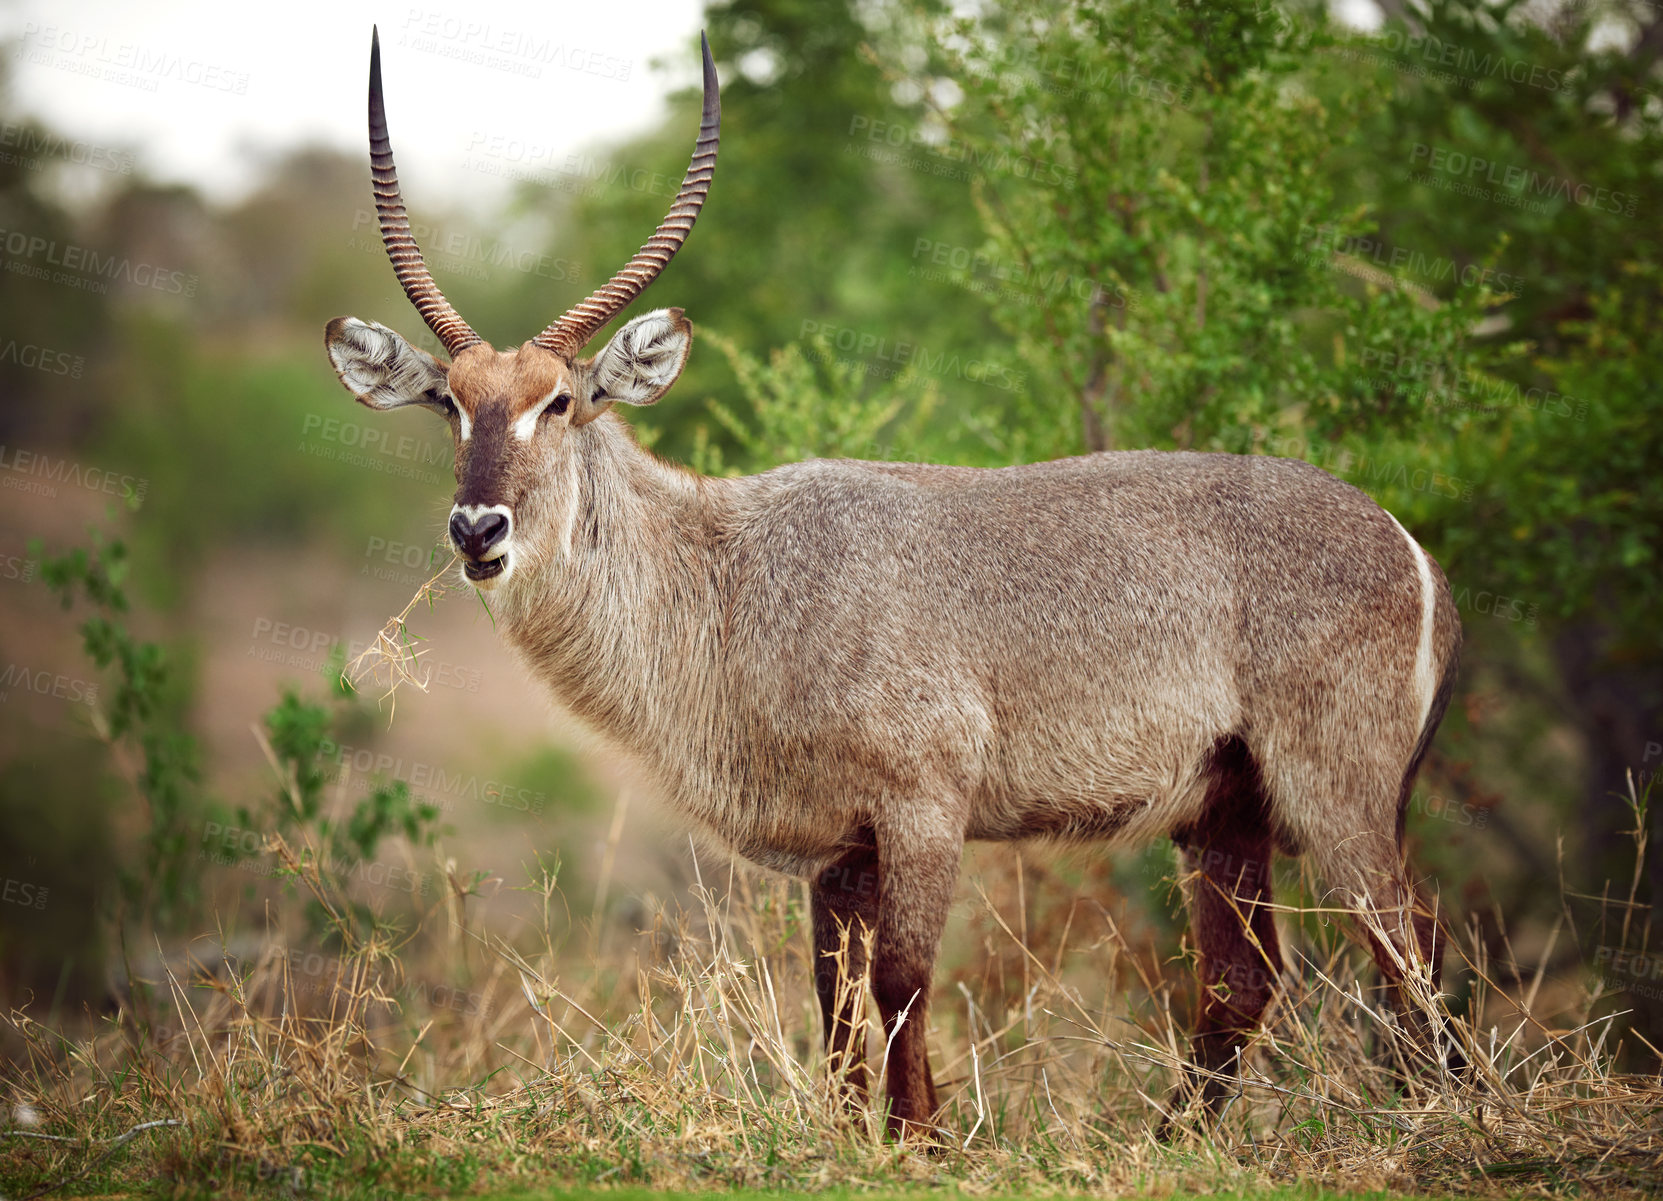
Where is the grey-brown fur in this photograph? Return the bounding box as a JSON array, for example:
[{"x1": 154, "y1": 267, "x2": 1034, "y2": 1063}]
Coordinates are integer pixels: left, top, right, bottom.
[
  {"x1": 325, "y1": 311, "x2": 1460, "y2": 1137},
  {"x1": 493, "y1": 417, "x2": 1455, "y2": 875}
]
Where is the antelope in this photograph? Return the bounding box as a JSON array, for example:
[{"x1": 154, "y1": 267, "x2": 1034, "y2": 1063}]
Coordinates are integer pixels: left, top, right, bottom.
[{"x1": 325, "y1": 28, "x2": 1463, "y2": 1138}]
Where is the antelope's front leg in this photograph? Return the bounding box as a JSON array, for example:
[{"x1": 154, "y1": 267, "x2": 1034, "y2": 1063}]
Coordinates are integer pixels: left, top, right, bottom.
[
  {"x1": 811, "y1": 844, "x2": 880, "y2": 1100},
  {"x1": 872, "y1": 809, "x2": 963, "y2": 1140}
]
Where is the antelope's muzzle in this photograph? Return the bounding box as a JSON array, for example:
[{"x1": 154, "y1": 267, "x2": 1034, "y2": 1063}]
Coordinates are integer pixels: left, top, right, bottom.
[{"x1": 449, "y1": 508, "x2": 510, "y2": 580}]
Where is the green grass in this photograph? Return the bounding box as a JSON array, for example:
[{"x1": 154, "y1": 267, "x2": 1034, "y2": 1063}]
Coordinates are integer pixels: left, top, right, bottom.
[{"x1": 477, "y1": 1189, "x2": 1459, "y2": 1201}]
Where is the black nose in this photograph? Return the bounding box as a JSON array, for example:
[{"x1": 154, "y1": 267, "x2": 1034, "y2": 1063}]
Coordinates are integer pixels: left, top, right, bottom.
[{"x1": 449, "y1": 511, "x2": 509, "y2": 559}]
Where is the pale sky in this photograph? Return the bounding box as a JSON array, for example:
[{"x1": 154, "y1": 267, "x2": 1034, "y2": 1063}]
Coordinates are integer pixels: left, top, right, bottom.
[
  {"x1": 1, "y1": 0, "x2": 708, "y2": 209},
  {"x1": 0, "y1": 0, "x2": 1441, "y2": 216}
]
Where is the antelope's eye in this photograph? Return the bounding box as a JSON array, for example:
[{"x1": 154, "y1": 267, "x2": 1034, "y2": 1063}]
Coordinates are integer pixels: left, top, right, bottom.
[{"x1": 548, "y1": 393, "x2": 572, "y2": 417}]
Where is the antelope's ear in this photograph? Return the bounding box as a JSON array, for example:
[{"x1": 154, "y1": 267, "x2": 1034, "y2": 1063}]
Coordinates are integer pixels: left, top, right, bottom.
[
  {"x1": 324, "y1": 316, "x2": 452, "y2": 411},
  {"x1": 578, "y1": 308, "x2": 692, "y2": 422}
]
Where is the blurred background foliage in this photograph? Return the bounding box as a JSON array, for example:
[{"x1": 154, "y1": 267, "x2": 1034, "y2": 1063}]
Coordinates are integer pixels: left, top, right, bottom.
[{"x1": 1, "y1": 0, "x2": 1659, "y2": 1060}]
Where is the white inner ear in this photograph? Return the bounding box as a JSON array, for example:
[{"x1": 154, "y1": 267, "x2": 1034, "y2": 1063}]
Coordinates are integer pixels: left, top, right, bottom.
[
  {"x1": 328, "y1": 318, "x2": 452, "y2": 412},
  {"x1": 512, "y1": 385, "x2": 570, "y2": 441},
  {"x1": 590, "y1": 309, "x2": 690, "y2": 406}
]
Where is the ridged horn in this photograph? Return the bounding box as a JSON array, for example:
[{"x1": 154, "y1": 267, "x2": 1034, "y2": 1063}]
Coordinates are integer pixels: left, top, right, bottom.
[
  {"x1": 533, "y1": 32, "x2": 720, "y2": 359},
  {"x1": 368, "y1": 26, "x2": 483, "y2": 358}
]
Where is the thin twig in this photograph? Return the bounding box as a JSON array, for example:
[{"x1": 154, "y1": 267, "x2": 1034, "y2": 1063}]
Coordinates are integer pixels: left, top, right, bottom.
[{"x1": 10, "y1": 1119, "x2": 184, "y2": 1201}]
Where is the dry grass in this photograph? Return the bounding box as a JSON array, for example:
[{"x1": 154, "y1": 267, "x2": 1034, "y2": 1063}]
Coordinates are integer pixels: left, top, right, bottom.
[
  {"x1": 4, "y1": 795, "x2": 1662, "y2": 1201},
  {"x1": 3, "y1": 606, "x2": 1660, "y2": 1197},
  {"x1": 342, "y1": 553, "x2": 464, "y2": 720}
]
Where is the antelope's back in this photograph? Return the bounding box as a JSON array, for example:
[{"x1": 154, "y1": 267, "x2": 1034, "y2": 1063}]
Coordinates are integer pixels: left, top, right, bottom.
[{"x1": 720, "y1": 449, "x2": 1444, "y2": 833}]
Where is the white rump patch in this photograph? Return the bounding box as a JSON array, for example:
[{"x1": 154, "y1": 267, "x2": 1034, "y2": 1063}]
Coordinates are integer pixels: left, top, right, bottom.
[
  {"x1": 586, "y1": 308, "x2": 692, "y2": 407},
  {"x1": 326, "y1": 317, "x2": 452, "y2": 413},
  {"x1": 1387, "y1": 512, "x2": 1437, "y2": 730}
]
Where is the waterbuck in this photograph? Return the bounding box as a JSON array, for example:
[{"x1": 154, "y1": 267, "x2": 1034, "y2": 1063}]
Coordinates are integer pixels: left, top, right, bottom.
[{"x1": 325, "y1": 29, "x2": 1462, "y2": 1137}]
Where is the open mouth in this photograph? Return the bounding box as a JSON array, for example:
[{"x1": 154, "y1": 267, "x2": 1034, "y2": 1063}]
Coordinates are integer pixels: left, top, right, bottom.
[{"x1": 462, "y1": 556, "x2": 506, "y2": 582}]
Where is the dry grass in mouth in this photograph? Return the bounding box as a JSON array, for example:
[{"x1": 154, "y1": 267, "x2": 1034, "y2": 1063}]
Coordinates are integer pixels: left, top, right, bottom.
[{"x1": 342, "y1": 553, "x2": 463, "y2": 720}]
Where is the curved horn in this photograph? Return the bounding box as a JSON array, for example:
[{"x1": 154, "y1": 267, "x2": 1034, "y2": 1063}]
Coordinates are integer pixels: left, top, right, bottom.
[
  {"x1": 368, "y1": 26, "x2": 483, "y2": 358},
  {"x1": 533, "y1": 32, "x2": 720, "y2": 359}
]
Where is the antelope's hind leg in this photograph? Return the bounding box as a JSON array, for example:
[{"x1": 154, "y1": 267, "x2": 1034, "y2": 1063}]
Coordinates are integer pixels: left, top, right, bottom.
[
  {"x1": 1264, "y1": 723, "x2": 1464, "y2": 1084},
  {"x1": 1305, "y1": 830, "x2": 1462, "y2": 1082},
  {"x1": 1162, "y1": 740, "x2": 1283, "y2": 1135}
]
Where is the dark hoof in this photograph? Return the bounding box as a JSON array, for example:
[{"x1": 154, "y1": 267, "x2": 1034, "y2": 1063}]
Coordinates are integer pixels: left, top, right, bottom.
[
  {"x1": 884, "y1": 1108, "x2": 946, "y2": 1148},
  {"x1": 1157, "y1": 1065, "x2": 1233, "y2": 1141}
]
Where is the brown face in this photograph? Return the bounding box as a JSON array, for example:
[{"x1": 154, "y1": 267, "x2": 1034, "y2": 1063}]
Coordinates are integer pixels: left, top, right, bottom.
[
  {"x1": 442, "y1": 342, "x2": 580, "y2": 588},
  {"x1": 338, "y1": 25, "x2": 718, "y2": 591},
  {"x1": 325, "y1": 308, "x2": 693, "y2": 593},
  {"x1": 334, "y1": 29, "x2": 718, "y2": 595}
]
